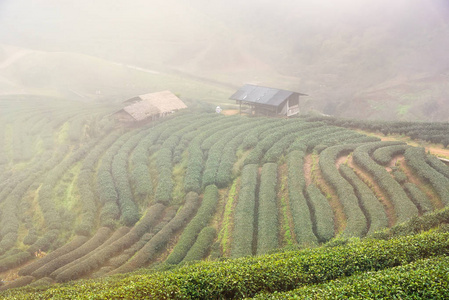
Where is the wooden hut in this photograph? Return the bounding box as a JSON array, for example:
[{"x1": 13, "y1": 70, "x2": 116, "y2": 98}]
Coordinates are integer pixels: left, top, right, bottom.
[
  {"x1": 230, "y1": 84, "x2": 307, "y2": 117},
  {"x1": 115, "y1": 91, "x2": 187, "y2": 123}
]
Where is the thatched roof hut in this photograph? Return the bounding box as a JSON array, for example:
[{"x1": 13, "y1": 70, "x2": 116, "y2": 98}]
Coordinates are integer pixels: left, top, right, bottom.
[{"x1": 116, "y1": 91, "x2": 187, "y2": 122}]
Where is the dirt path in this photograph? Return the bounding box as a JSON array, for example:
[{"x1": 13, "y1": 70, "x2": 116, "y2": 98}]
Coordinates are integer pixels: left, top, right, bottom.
[
  {"x1": 385, "y1": 154, "x2": 402, "y2": 172},
  {"x1": 310, "y1": 154, "x2": 346, "y2": 234},
  {"x1": 335, "y1": 155, "x2": 348, "y2": 169},
  {"x1": 303, "y1": 154, "x2": 313, "y2": 186}
]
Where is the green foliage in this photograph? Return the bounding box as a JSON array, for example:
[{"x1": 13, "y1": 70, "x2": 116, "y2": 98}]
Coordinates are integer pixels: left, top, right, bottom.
[
  {"x1": 0, "y1": 251, "x2": 32, "y2": 273},
  {"x1": 257, "y1": 163, "x2": 279, "y2": 255},
  {"x1": 5, "y1": 231, "x2": 449, "y2": 299},
  {"x1": 372, "y1": 144, "x2": 409, "y2": 165},
  {"x1": 403, "y1": 183, "x2": 433, "y2": 214},
  {"x1": 215, "y1": 118, "x2": 277, "y2": 188},
  {"x1": 54, "y1": 204, "x2": 165, "y2": 282},
  {"x1": 231, "y1": 164, "x2": 258, "y2": 258},
  {"x1": 18, "y1": 236, "x2": 89, "y2": 276},
  {"x1": 306, "y1": 184, "x2": 334, "y2": 243},
  {"x1": 109, "y1": 192, "x2": 200, "y2": 275},
  {"x1": 287, "y1": 150, "x2": 318, "y2": 246},
  {"x1": 339, "y1": 164, "x2": 388, "y2": 235},
  {"x1": 426, "y1": 153, "x2": 449, "y2": 179},
  {"x1": 371, "y1": 207, "x2": 449, "y2": 240},
  {"x1": 181, "y1": 226, "x2": 217, "y2": 263},
  {"x1": 305, "y1": 115, "x2": 449, "y2": 146},
  {"x1": 319, "y1": 144, "x2": 367, "y2": 237},
  {"x1": 252, "y1": 256, "x2": 449, "y2": 299},
  {"x1": 31, "y1": 227, "x2": 112, "y2": 279},
  {"x1": 392, "y1": 169, "x2": 408, "y2": 184},
  {"x1": 166, "y1": 185, "x2": 219, "y2": 265},
  {"x1": 404, "y1": 147, "x2": 449, "y2": 206},
  {"x1": 218, "y1": 179, "x2": 238, "y2": 255},
  {"x1": 353, "y1": 141, "x2": 418, "y2": 223}
]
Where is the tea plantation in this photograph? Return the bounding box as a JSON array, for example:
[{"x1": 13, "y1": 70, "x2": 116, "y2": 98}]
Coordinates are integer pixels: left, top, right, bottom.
[{"x1": 1, "y1": 95, "x2": 449, "y2": 298}]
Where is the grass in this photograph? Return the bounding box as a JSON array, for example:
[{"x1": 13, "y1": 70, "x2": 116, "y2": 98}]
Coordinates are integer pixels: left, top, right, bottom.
[{"x1": 218, "y1": 179, "x2": 238, "y2": 256}]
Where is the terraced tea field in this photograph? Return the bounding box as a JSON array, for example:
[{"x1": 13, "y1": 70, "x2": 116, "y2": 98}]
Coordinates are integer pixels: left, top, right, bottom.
[{"x1": 1, "y1": 96, "x2": 449, "y2": 291}]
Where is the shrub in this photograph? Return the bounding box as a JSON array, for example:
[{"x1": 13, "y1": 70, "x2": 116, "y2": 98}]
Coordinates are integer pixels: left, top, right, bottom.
[
  {"x1": 231, "y1": 164, "x2": 259, "y2": 258},
  {"x1": 320, "y1": 144, "x2": 367, "y2": 237},
  {"x1": 403, "y1": 183, "x2": 433, "y2": 214},
  {"x1": 339, "y1": 164, "x2": 389, "y2": 235},
  {"x1": 404, "y1": 147, "x2": 449, "y2": 206},
  {"x1": 287, "y1": 151, "x2": 318, "y2": 246},
  {"x1": 181, "y1": 227, "x2": 217, "y2": 263},
  {"x1": 257, "y1": 163, "x2": 279, "y2": 255},
  {"x1": 353, "y1": 142, "x2": 418, "y2": 224},
  {"x1": 31, "y1": 227, "x2": 113, "y2": 279},
  {"x1": 372, "y1": 144, "x2": 409, "y2": 166},
  {"x1": 306, "y1": 184, "x2": 334, "y2": 243},
  {"x1": 165, "y1": 185, "x2": 219, "y2": 264},
  {"x1": 19, "y1": 235, "x2": 89, "y2": 276},
  {"x1": 105, "y1": 192, "x2": 200, "y2": 276}
]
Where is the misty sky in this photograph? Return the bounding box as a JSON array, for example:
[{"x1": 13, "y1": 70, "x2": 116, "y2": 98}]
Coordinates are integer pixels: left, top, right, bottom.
[
  {"x1": 1, "y1": 0, "x2": 449, "y2": 120},
  {"x1": 2, "y1": 0, "x2": 449, "y2": 51}
]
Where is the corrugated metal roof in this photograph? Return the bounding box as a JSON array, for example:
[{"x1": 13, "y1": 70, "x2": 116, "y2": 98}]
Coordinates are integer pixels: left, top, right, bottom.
[{"x1": 230, "y1": 84, "x2": 306, "y2": 107}]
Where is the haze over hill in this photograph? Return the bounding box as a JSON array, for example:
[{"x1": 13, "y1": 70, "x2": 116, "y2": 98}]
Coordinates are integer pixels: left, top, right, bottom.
[{"x1": 1, "y1": 0, "x2": 449, "y2": 120}]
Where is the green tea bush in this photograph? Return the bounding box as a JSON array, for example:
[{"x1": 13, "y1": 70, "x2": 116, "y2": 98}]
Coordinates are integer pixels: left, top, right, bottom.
[
  {"x1": 287, "y1": 151, "x2": 318, "y2": 246},
  {"x1": 392, "y1": 169, "x2": 408, "y2": 184},
  {"x1": 404, "y1": 147, "x2": 449, "y2": 206},
  {"x1": 50, "y1": 226, "x2": 133, "y2": 279},
  {"x1": 96, "y1": 231, "x2": 449, "y2": 299},
  {"x1": 353, "y1": 142, "x2": 418, "y2": 223},
  {"x1": 403, "y1": 183, "x2": 433, "y2": 213},
  {"x1": 372, "y1": 144, "x2": 409, "y2": 165},
  {"x1": 181, "y1": 226, "x2": 217, "y2": 263},
  {"x1": 31, "y1": 227, "x2": 113, "y2": 279},
  {"x1": 339, "y1": 165, "x2": 388, "y2": 235},
  {"x1": 319, "y1": 144, "x2": 367, "y2": 237},
  {"x1": 215, "y1": 119, "x2": 280, "y2": 188},
  {"x1": 166, "y1": 185, "x2": 219, "y2": 264},
  {"x1": 262, "y1": 124, "x2": 324, "y2": 163},
  {"x1": 105, "y1": 193, "x2": 200, "y2": 276},
  {"x1": 245, "y1": 121, "x2": 319, "y2": 165},
  {"x1": 257, "y1": 163, "x2": 279, "y2": 255},
  {"x1": 306, "y1": 184, "x2": 334, "y2": 243},
  {"x1": 426, "y1": 154, "x2": 449, "y2": 179},
  {"x1": 371, "y1": 207, "x2": 449, "y2": 240},
  {"x1": 18, "y1": 236, "x2": 89, "y2": 276},
  {"x1": 27, "y1": 229, "x2": 60, "y2": 255},
  {"x1": 231, "y1": 164, "x2": 258, "y2": 258},
  {"x1": 202, "y1": 120, "x2": 260, "y2": 188},
  {"x1": 0, "y1": 251, "x2": 32, "y2": 273},
  {"x1": 252, "y1": 256, "x2": 449, "y2": 299}
]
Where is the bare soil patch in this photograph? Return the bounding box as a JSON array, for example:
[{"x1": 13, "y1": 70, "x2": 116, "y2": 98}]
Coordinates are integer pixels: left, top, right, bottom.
[
  {"x1": 303, "y1": 154, "x2": 313, "y2": 186},
  {"x1": 222, "y1": 110, "x2": 239, "y2": 116}
]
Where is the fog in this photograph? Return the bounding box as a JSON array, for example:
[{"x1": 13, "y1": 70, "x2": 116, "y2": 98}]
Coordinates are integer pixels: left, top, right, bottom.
[{"x1": 1, "y1": 0, "x2": 449, "y2": 120}]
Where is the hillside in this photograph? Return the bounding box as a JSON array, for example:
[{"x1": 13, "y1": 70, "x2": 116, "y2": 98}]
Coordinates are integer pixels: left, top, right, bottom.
[
  {"x1": 0, "y1": 45, "x2": 234, "y2": 104},
  {"x1": 1, "y1": 0, "x2": 449, "y2": 120},
  {"x1": 1, "y1": 96, "x2": 449, "y2": 295}
]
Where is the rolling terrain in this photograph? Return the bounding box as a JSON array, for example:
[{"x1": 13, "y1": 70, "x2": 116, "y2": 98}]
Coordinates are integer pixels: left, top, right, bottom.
[{"x1": 0, "y1": 96, "x2": 449, "y2": 297}]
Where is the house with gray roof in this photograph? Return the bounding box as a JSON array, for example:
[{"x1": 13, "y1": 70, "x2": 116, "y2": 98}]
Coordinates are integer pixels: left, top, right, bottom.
[{"x1": 230, "y1": 84, "x2": 307, "y2": 117}]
